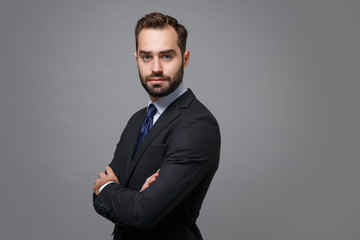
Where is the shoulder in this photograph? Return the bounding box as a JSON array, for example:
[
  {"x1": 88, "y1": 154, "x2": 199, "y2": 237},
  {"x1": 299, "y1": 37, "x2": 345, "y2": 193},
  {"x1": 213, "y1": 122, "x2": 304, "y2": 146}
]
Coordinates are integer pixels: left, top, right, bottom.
[
  {"x1": 173, "y1": 89, "x2": 218, "y2": 122},
  {"x1": 181, "y1": 91, "x2": 219, "y2": 130},
  {"x1": 126, "y1": 107, "x2": 146, "y2": 124},
  {"x1": 172, "y1": 92, "x2": 221, "y2": 145}
]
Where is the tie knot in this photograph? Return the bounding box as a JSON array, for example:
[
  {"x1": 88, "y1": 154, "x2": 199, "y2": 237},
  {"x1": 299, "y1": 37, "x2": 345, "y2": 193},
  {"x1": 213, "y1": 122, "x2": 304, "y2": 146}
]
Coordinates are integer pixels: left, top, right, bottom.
[{"x1": 147, "y1": 104, "x2": 157, "y2": 118}]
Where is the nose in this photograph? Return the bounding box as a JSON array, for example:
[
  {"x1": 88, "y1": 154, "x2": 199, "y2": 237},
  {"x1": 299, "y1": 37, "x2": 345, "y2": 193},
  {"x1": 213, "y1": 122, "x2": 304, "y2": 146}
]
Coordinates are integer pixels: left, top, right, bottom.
[{"x1": 152, "y1": 57, "x2": 163, "y2": 74}]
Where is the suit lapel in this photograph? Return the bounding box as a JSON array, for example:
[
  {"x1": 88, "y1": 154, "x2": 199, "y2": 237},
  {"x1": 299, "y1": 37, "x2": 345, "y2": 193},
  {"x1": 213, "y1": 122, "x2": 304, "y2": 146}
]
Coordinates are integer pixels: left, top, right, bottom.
[
  {"x1": 124, "y1": 89, "x2": 195, "y2": 185},
  {"x1": 115, "y1": 108, "x2": 146, "y2": 185}
]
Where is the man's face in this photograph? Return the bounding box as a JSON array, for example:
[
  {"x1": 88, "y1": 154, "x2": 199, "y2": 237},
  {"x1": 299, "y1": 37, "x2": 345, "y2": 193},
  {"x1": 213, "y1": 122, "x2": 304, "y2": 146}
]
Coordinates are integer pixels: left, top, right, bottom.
[{"x1": 135, "y1": 26, "x2": 189, "y2": 101}]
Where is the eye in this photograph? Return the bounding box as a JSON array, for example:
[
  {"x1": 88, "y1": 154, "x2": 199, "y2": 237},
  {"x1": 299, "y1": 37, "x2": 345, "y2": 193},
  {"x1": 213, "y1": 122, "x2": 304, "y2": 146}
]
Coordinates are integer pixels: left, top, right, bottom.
[
  {"x1": 142, "y1": 55, "x2": 151, "y2": 61},
  {"x1": 163, "y1": 55, "x2": 171, "y2": 60}
]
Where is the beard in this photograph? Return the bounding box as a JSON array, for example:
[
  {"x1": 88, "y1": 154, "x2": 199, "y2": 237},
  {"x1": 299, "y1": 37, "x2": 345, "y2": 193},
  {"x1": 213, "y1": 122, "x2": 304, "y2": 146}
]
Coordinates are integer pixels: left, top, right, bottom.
[{"x1": 139, "y1": 62, "x2": 184, "y2": 98}]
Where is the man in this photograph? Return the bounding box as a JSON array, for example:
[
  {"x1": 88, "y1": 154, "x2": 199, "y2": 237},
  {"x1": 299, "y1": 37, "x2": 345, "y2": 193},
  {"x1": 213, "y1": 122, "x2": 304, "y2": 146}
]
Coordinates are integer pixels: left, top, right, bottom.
[{"x1": 92, "y1": 12, "x2": 221, "y2": 240}]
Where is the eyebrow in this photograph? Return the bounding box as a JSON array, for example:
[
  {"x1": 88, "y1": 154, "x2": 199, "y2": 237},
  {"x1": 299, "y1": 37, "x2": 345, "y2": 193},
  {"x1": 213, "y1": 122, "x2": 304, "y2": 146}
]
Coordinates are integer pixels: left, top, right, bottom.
[
  {"x1": 139, "y1": 50, "x2": 151, "y2": 55},
  {"x1": 160, "y1": 49, "x2": 177, "y2": 55},
  {"x1": 139, "y1": 49, "x2": 177, "y2": 55}
]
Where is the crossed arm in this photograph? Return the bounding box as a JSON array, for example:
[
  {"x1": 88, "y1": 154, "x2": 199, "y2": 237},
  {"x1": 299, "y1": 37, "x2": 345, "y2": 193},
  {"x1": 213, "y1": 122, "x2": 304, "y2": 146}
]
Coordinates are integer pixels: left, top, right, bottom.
[
  {"x1": 92, "y1": 166, "x2": 159, "y2": 195},
  {"x1": 91, "y1": 114, "x2": 220, "y2": 229}
]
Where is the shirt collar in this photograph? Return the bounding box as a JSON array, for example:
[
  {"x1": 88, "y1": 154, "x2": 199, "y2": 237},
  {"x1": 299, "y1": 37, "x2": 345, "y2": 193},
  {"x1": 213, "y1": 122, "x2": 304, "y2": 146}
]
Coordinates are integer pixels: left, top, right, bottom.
[{"x1": 147, "y1": 81, "x2": 188, "y2": 114}]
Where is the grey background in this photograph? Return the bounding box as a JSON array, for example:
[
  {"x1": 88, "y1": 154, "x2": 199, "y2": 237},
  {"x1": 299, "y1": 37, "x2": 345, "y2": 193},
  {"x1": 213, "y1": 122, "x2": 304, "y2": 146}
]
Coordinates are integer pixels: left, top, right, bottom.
[{"x1": 1, "y1": 0, "x2": 359, "y2": 239}]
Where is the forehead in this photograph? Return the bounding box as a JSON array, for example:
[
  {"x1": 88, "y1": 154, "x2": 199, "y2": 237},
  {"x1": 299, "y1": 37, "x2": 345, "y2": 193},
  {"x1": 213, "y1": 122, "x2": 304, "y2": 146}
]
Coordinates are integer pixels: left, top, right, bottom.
[{"x1": 137, "y1": 26, "x2": 180, "y2": 53}]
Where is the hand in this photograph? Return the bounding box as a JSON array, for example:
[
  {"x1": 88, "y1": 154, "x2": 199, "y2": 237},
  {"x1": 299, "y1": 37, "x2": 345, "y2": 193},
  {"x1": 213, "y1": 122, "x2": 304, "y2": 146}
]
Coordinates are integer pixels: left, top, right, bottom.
[
  {"x1": 92, "y1": 166, "x2": 120, "y2": 195},
  {"x1": 140, "y1": 169, "x2": 160, "y2": 192}
]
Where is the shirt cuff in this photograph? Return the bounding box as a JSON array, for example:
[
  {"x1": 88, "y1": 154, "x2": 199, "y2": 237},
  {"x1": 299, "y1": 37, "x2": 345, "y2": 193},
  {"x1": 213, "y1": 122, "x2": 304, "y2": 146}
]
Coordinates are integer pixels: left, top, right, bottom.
[{"x1": 99, "y1": 181, "x2": 114, "y2": 193}]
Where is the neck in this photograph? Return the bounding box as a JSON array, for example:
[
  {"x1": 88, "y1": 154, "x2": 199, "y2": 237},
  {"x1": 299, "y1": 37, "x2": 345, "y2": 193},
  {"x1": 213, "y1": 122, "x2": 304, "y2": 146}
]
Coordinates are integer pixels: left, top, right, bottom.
[{"x1": 150, "y1": 96, "x2": 160, "y2": 102}]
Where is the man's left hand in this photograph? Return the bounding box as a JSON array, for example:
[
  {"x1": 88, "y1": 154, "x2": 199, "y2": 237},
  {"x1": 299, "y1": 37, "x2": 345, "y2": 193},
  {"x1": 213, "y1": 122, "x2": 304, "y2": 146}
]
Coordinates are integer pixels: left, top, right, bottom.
[{"x1": 92, "y1": 166, "x2": 119, "y2": 195}]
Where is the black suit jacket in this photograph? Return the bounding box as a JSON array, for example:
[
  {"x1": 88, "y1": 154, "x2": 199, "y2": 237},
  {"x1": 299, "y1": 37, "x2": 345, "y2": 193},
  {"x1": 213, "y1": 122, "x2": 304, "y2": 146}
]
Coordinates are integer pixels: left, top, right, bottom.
[{"x1": 93, "y1": 89, "x2": 221, "y2": 240}]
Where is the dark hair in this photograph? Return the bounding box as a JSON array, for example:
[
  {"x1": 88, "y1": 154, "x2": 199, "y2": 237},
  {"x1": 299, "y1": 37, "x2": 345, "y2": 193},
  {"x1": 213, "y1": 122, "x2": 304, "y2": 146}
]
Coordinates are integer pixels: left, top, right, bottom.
[{"x1": 135, "y1": 12, "x2": 188, "y2": 54}]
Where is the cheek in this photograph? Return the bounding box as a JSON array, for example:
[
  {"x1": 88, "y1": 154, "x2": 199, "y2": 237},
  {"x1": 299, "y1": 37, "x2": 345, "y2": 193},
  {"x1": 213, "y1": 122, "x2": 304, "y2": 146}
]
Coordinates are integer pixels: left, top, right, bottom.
[
  {"x1": 166, "y1": 62, "x2": 182, "y2": 75},
  {"x1": 138, "y1": 63, "x2": 150, "y2": 75}
]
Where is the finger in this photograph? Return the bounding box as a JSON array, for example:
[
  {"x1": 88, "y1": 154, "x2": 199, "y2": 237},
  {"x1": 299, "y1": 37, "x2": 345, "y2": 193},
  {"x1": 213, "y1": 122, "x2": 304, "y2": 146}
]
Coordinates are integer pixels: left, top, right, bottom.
[
  {"x1": 148, "y1": 170, "x2": 159, "y2": 178},
  {"x1": 147, "y1": 176, "x2": 156, "y2": 184},
  {"x1": 146, "y1": 175, "x2": 155, "y2": 183},
  {"x1": 140, "y1": 184, "x2": 148, "y2": 192},
  {"x1": 93, "y1": 179, "x2": 100, "y2": 187},
  {"x1": 105, "y1": 166, "x2": 115, "y2": 176},
  {"x1": 141, "y1": 177, "x2": 155, "y2": 192},
  {"x1": 105, "y1": 166, "x2": 120, "y2": 184},
  {"x1": 143, "y1": 177, "x2": 152, "y2": 186},
  {"x1": 153, "y1": 169, "x2": 160, "y2": 177},
  {"x1": 98, "y1": 172, "x2": 106, "y2": 179},
  {"x1": 144, "y1": 177, "x2": 150, "y2": 185},
  {"x1": 92, "y1": 180, "x2": 99, "y2": 191}
]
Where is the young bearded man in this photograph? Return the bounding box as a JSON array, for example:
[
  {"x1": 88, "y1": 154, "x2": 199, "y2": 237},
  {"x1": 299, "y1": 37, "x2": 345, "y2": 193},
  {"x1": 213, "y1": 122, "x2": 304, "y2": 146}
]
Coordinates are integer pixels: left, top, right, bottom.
[{"x1": 92, "y1": 12, "x2": 221, "y2": 240}]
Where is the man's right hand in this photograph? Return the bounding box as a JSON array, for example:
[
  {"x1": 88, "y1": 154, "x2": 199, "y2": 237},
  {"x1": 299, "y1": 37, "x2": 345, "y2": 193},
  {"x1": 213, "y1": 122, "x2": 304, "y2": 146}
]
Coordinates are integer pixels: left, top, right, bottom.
[
  {"x1": 93, "y1": 166, "x2": 120, "y2": 195},
  {"x1": 140, "y1": 169, "x2": 160, "y2": 192}
]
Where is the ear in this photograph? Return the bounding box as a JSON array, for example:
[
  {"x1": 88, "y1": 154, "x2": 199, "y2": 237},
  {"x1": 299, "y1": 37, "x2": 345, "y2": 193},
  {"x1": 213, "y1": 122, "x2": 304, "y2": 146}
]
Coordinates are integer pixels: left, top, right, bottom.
[
  {"x1": 134, "y1": 51, "x2": 138, "y2": 59},
  {"x1": 183, "y1": 50, "x2": 190, "y2": 69}
]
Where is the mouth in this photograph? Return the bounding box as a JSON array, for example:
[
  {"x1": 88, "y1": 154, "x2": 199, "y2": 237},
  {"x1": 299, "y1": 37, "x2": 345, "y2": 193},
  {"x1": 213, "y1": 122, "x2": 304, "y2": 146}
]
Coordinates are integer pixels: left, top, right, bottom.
[{"x1": 148, "y1": 78, "x2": 168, "y2": 84}]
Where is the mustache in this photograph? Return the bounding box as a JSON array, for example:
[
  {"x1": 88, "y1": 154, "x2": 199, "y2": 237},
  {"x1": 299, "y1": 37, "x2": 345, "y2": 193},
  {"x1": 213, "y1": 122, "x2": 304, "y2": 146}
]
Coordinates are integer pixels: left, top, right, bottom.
[{"x1": 145, "y1": 74, "x2": 171, "y2": 81}]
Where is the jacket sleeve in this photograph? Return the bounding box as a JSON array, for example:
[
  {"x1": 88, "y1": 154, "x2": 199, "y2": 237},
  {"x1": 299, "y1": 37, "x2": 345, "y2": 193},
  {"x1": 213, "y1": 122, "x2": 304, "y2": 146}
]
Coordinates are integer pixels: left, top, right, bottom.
[{"x1": 93, "y1": 113, "x2": 221, "y2": 229}]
